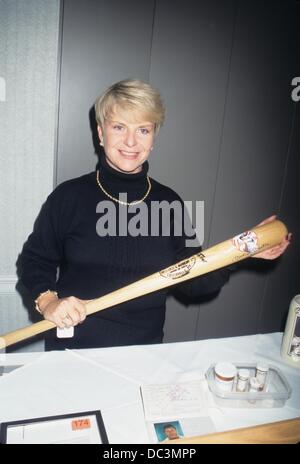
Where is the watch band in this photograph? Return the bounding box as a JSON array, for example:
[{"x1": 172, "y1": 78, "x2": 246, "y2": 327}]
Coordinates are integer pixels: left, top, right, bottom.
[{"x1": 34, "y1": 290, "x2": 58, "y2": 314}]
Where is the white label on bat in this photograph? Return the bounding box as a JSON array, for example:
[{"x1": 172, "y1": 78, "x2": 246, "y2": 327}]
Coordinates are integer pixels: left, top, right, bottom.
[
  {"x1": 232, "y1": 230, "x2": 259, "y2": 254},
  {"x1": 56, "y1": 327, "x2": 74, "y2": 338}
]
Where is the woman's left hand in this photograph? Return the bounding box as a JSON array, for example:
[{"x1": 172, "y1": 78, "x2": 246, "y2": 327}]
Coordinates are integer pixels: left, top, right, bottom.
[{"x1": 252, "y1": 215, "x2": 292, "y2": 260}]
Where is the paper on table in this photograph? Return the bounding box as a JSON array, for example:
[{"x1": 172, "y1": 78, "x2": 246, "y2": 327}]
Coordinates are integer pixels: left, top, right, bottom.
[
  {"x1": 141, "y1": 379, "x2": 209, "y2": 421},
  {"x1": 141, "y1": 380, "x2": 215, "y2": 443}
]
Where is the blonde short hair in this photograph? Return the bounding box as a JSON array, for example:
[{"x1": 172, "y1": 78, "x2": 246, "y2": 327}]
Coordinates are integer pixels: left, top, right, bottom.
[{"x1": 95, "y1": 79, "x2": 165, "y2": 134}]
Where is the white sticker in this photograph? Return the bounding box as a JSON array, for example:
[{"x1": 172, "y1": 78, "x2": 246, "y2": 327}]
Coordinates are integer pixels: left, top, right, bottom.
[
  {"x1": 232, "y1": 230, "x2": 259, "y2": 254},
  {"x1": 56, "y1": 326, "x2": 74, "y2": 338}
]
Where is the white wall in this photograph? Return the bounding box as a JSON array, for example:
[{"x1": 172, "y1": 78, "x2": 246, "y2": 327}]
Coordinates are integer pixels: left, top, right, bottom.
[{"x1": 0, "y1": 0, "x2": 60, "y2": 351}]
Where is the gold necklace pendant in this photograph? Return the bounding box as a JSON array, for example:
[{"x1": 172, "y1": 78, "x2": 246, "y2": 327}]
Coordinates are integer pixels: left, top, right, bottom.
[{"x1": 96, "y1": 170, "x2": 152, "y2": 206}]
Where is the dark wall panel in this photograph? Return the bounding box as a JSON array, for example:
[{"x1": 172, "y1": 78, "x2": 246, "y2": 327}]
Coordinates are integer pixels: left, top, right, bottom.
[
  {"x1": 260, "y1": 1, "x2": 300, "y2": 334},
  {"x1": 260, "y1": 106, "x2": 300, "y2": 333},
  {"x1": 56, "y1": 0, "x2": 155, "y2": 184},
  {"x1": 149, "y1": 0, "x2": 236, "y2": 242},
  {"x1": 195, "y1": 0, "x2": 299, "y2": 339}
]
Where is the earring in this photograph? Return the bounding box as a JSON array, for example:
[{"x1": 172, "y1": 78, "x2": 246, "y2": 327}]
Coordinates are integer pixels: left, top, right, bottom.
[{"x1": 100, "y1": 141, "x2": 104, "y2": 146}]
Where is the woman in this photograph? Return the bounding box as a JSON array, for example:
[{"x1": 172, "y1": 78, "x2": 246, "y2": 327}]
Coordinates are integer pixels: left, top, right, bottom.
[{"x1": 18, "y1": 79, "x2": 291, "y2": 350}]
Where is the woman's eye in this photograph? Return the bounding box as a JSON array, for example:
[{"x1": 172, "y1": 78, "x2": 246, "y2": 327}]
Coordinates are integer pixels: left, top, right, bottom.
[
  {"x1": 113, "y1": 125, "x2": 124, "y2": 131},
  {"x1": 139, "y1": 128, "x2": 150, "y2": 135}
]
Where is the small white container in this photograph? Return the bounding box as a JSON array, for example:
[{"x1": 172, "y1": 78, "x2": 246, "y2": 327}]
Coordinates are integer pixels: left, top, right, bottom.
[
  {"x1": 248, "y1": 377, "x2": 262, "y2": 404},
  {"x1": 256, "y1": 363, "x2": 269, "y2": 390},
  {"x1": 249, "y1": 376, "x2": 261, "y2": 392},
  {"x1": 236, "y1": 368, "x2": 250, "y2": 392},
  {"x1": 214, "y1": 362, "x2": 237, "y2": 392}
]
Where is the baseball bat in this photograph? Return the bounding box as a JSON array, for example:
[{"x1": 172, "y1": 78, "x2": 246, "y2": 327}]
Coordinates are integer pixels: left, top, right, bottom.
[{"x1": 0, "y1": 219, "x2": 287, "y2": 349}]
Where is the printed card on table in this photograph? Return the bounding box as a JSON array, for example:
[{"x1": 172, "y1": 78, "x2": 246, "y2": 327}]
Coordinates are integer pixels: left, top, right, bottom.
[{"x1": 140, "y1": 380, "x2": 216, "y2": 443}]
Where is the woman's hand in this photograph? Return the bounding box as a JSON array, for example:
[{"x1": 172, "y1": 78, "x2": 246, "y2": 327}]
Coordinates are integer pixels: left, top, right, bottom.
[
  {"x1": 253, "y1": 215, "x2": 292, "y2": 260},
  {"x1": 38, "y1": 293, "x2": 87, "y2": 328}
]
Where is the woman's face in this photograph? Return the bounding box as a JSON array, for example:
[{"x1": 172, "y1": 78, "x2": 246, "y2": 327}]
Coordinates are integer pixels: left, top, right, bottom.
[{"x1": 97, "y1": 109, "x2": 155, "y2": 174}]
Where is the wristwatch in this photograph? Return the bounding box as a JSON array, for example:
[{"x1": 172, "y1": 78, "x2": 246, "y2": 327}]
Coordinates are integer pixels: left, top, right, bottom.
[{"x1": 34, "y1": 290, "x2": 58, "y2": 314}]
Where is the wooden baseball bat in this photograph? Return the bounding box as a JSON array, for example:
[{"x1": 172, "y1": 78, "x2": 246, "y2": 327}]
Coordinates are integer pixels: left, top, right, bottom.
[{"x1": 0, "y1": 219, "x2": 287, "y2": 349}]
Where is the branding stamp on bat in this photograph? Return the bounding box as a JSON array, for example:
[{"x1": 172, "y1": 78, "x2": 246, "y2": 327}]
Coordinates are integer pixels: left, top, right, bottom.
[
  {"x1": 160, "y1": 257, "x2": 196, "y2": 279},
  {"x1": 159, "y1": 252, "x2": 207, "y2": 280}
]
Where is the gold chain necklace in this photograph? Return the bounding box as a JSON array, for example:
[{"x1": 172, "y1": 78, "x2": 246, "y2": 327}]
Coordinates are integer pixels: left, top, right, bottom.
[{"x1": 96, "y1": 169, "x2": 152, "y2": 206}]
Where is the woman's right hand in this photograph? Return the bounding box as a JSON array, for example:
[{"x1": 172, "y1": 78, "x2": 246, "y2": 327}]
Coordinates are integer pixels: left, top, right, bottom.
[{"x1": 38, "y1": 293, "x2": 87, "y2": 329}]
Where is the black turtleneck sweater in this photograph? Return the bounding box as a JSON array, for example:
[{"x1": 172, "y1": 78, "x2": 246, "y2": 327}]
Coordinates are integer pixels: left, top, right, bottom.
[{"x1": 19, "y1": 155, "x2": 232, "y2": 350}]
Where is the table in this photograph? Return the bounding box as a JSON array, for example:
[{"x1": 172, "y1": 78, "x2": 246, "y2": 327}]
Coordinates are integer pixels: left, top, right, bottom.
[{"x1": 0, "y1": 332, "x2": 299, "y2": 443}]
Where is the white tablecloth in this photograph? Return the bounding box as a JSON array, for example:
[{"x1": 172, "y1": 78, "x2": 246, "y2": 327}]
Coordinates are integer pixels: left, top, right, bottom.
[{"x1": 0, "y1": 332, "x2": 299, "y2": 443}]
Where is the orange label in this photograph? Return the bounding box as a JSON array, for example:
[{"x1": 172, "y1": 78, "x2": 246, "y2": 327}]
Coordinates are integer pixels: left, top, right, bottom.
[{"x1": 71, "y1": 418, "x2": 91, "y2": 431}]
